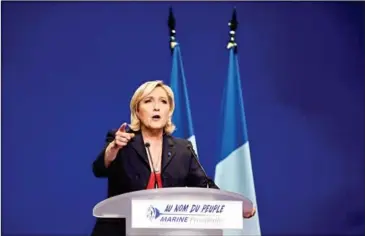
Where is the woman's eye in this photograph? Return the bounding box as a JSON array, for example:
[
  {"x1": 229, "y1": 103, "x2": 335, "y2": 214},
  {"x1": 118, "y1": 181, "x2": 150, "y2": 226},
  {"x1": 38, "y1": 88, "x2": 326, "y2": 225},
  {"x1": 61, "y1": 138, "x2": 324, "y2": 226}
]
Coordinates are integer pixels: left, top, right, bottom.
[{"x1": 161, "y1": 100, "x2": 167, "y2": 104}]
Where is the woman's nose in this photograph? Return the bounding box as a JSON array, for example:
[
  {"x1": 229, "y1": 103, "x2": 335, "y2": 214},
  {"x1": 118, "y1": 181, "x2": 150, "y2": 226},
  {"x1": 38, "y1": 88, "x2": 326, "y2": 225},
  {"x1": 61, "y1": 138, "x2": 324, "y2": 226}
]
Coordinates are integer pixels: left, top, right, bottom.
[{"x1": 153, "y1": 104, "x2": 160, "y2": 111}]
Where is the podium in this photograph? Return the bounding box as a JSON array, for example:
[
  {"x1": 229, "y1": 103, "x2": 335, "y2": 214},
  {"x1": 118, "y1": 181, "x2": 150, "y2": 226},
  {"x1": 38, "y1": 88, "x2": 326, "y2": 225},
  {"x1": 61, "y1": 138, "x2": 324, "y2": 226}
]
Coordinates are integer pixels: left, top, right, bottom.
[{"x1": 93, "y1": 187, "x2": 254, "y2": 236}]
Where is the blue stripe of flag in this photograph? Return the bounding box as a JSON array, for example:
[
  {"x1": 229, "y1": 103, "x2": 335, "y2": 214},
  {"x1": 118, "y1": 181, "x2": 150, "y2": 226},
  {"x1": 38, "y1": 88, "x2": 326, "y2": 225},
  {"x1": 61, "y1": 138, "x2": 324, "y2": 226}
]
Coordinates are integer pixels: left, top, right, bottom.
[
  {"x1": 218, "y1": 49, "x2": 249, "y2": 161},
  {"x1": 170, "y1": 44, "x2": 195, "y2": 139}
]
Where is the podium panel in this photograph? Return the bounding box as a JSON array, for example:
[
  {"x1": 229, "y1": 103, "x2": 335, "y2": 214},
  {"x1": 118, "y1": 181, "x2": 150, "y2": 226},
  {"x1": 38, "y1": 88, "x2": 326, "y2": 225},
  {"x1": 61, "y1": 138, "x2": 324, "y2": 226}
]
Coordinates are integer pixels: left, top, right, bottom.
[
  {"x1": 132, "y1": 199, "x2": 242, "y2": 229},
  {"x1": 93, "y1": 187, "x2": 254, "y2": 236}
]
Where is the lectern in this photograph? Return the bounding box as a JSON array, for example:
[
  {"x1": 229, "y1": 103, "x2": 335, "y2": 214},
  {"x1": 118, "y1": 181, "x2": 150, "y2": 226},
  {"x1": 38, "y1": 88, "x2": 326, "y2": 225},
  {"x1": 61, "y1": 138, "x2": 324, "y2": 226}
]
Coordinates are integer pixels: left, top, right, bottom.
[{"x1": 93, "y1": 187, "x2": 254, "y2": 236}]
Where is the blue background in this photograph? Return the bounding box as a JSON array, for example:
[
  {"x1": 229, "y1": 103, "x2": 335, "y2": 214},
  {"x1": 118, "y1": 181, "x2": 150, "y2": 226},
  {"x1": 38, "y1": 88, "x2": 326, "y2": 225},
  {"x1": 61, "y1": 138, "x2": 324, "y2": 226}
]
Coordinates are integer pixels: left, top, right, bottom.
[{"x1": 2, "y1": 1, "x2": 364, "y2": 235}]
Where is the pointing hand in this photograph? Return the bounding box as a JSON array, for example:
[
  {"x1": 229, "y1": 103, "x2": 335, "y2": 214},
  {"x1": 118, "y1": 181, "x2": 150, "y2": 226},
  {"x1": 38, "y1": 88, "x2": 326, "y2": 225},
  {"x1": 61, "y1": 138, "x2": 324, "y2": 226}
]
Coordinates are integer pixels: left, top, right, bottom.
[{"x1": 113, "y1": 123, "x2": 135, "y2": 149}]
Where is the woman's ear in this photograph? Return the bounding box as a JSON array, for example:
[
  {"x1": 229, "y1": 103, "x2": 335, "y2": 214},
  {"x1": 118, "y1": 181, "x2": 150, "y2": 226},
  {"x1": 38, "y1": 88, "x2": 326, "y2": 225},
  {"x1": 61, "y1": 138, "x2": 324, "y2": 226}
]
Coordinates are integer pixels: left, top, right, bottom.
[
  {"x1": 135, "y1": 106, "x2": 140, "y2": 117},
  {"x1": 135, "y1": 111, "x2": 140, "y2": 120}
]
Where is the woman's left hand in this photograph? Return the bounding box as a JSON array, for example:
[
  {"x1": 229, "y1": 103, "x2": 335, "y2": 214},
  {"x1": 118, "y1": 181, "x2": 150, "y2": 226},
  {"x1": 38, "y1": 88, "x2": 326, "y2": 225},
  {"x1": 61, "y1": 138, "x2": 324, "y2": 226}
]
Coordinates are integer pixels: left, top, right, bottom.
[{"x1": 243, "y1": 207, "x2": 256, "y2": 218}]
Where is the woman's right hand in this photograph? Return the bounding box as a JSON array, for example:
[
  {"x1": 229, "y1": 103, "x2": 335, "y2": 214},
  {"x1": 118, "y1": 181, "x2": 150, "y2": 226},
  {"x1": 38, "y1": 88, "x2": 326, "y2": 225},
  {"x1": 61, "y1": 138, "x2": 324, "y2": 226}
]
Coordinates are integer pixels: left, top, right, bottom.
[
  {"x1": 104, "y1": 123, "x2": 135, "y2": 165},
  {"x1": 113, "y1": 123, "x2": 135, "y2": 149}
]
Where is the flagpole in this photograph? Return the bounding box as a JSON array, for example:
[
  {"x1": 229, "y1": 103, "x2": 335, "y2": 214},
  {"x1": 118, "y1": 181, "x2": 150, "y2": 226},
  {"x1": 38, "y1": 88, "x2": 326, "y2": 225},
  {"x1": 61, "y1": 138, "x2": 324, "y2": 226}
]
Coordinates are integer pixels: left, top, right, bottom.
[
  {"x1": 168, "y1": 7, "x2": 177, "y2": 53},
  {"x1": 227, "y1": 7, "x2": 238, "y2": 53},
  {"x1": 167, "y1": 8, "x2": 198, "y2": 154},
  {"x1": 215, "y1": 7, "x2": 262, "y2": 235}
]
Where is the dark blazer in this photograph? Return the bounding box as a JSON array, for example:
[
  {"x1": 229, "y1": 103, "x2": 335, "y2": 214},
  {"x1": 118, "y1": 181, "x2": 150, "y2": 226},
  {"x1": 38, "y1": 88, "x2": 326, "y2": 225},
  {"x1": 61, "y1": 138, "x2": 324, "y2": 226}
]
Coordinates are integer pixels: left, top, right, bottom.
[{"x1": 91, "y1": 129, "x2": 219, "y2": 236}]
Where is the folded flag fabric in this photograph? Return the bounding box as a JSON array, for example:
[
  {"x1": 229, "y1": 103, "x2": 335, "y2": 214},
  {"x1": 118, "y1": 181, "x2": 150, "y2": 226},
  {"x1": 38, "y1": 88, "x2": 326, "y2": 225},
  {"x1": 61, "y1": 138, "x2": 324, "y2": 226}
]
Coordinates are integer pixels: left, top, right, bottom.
[
  {"x1": 214, "y1": 48, "x2": 261, "y2": 235},
  {"x1": 169, "y1": 44, "x2": 198, "y2": 154}
]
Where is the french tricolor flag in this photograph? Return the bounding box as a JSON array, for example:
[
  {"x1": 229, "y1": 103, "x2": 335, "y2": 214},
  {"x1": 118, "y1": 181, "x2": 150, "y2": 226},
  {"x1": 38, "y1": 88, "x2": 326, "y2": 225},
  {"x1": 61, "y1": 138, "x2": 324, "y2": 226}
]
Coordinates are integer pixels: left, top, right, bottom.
[
  {"x1": 214, "y1": 48, "x2": 261, "y2": 235},
  {"x1": 169, "y1": 44, "x2": 198, "y2": 154}
]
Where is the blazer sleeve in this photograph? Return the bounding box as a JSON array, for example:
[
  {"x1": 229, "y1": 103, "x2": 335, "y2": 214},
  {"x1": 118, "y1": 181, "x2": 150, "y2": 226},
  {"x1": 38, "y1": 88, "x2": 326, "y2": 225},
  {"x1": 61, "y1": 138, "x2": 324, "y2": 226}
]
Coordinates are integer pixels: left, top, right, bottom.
[
  {"x1": 92, "y1": 129, "x2": 118, "y2": 178},
  {"x1": 186, "y1": 141, "x2": 220, "y2": 189}
]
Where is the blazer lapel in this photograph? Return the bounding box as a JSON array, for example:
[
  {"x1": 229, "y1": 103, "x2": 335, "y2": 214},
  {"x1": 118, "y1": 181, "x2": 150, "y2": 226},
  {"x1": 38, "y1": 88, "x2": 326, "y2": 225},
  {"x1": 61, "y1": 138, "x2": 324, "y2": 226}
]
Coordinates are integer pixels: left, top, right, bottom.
[
  {"x1": 129, "y1": 131, "x2": 150, "y2": 167},
  {"x1": 162, "y1": 135, "x2": 176, "y2": 172}
]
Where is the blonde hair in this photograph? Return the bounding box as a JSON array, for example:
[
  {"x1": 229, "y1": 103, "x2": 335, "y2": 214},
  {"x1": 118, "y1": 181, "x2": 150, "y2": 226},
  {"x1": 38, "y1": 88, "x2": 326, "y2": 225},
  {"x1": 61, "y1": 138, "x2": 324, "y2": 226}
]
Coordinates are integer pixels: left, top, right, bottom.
[{"x1": 129, "y1": 80, "x2": 176, "y2": 134}]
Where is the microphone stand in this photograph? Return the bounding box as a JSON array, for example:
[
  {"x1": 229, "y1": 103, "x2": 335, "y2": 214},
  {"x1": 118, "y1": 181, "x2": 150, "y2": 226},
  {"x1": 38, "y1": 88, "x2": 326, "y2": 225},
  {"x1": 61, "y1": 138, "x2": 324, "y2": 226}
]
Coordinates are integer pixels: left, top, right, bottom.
[
  {"x1": 187, "y1": 145, "x2": 212, "y2": 188},
  {"x1": 145, "y1": 142, "x2": 159, "y2": 189}
]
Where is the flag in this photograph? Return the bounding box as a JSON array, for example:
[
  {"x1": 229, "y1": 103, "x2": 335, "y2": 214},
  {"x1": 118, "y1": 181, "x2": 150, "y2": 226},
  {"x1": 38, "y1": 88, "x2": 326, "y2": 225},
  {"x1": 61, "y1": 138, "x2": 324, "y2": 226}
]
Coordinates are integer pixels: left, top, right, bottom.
[
  {"x1": 214, "y1": 48, "x2": 261, "y2": 235},
  {"x1": 169, "y1": 44, "x2": 198, "y2": 154}
]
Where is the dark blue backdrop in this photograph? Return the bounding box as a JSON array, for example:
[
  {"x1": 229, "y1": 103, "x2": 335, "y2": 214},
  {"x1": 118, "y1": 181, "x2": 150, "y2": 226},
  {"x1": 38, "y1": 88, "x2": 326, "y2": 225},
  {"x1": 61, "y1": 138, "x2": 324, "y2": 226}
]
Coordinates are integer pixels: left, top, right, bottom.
[{"x1": 2, "y1": 1, "x2": 364, "y2": 235}]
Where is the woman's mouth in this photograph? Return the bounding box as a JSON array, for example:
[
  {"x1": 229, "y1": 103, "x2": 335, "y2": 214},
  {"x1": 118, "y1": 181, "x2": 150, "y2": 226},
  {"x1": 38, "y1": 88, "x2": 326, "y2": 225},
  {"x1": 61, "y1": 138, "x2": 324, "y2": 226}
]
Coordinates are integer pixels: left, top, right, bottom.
[{"x1": 151, "y1": 115, "x2": 161, "y2": 121}]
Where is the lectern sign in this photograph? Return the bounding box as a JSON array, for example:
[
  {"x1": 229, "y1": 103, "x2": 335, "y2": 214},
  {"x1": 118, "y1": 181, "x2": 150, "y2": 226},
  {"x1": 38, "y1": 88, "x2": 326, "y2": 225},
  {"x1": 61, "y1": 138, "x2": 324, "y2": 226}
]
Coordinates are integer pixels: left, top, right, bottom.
[{"x1": 131, "y1": 200, "x2": 243, "y2": 229}]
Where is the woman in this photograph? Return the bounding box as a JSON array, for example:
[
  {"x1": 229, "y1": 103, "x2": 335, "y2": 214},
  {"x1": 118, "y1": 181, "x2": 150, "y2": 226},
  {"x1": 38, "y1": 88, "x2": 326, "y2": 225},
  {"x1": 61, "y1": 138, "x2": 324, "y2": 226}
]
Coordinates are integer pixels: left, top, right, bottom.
[{"x1": 91, "y1": 80, "x2": 254, "y2": 236}]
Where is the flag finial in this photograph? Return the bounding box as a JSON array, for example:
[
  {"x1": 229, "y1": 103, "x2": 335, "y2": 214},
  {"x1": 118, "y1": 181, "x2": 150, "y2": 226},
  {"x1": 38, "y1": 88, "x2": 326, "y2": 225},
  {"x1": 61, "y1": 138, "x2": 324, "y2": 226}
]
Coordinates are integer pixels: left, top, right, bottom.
[
  {"x1": 168, "y1": 7, "x2": 178, "y2": 52},
  {"x1": 227, "y1": 7, "x2": 238, "y2": 52}
]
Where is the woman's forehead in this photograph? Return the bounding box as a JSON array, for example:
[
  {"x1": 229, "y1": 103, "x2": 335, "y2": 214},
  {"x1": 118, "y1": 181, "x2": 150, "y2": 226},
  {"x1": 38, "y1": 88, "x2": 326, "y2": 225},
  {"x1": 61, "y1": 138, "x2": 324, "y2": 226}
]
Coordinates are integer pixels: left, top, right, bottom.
[{"x1": 143, "y1": 86, "x2": 168, "y2": 98}]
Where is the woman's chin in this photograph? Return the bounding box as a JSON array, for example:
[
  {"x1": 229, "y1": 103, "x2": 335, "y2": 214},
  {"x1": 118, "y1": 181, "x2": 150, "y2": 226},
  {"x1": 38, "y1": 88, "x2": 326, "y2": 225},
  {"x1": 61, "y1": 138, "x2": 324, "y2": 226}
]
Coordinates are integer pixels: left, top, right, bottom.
[{"x1": 147, "y1": 123, "x2": 165, "y2": 131}]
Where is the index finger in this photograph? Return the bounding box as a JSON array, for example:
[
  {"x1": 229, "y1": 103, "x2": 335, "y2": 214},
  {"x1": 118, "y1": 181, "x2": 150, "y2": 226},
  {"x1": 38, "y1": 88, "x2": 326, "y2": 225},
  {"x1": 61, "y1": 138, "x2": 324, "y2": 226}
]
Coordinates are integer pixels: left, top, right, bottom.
[{"x1": 119, "y1": 123, "x2": 127, "y2": 132}]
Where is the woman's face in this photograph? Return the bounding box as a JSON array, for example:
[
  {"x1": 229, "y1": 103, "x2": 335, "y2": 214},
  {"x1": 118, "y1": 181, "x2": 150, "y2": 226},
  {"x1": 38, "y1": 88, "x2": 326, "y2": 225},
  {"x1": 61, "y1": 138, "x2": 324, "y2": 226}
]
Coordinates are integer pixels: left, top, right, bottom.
[{"x1": 137, "y1": 86, "x2": 171, "y2": 131}]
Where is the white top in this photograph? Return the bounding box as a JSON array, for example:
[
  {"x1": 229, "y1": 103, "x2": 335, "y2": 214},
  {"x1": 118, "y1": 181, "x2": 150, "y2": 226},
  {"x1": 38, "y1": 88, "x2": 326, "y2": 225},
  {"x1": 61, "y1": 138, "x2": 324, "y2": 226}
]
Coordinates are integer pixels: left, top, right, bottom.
[{"x1": 93, "y1": 187, "x2": 253, "y2": 218}]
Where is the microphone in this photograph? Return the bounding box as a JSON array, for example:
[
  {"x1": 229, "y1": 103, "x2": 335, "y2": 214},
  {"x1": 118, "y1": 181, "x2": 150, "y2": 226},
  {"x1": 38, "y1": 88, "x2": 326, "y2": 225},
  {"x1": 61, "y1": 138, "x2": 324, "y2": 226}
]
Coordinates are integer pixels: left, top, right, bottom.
[
  {"x1": 145, "y1": 142, "x2": 159, "y2": 189},
  {"x1": 187, "y1": 144, "x2": 212, "y2": 188}
]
